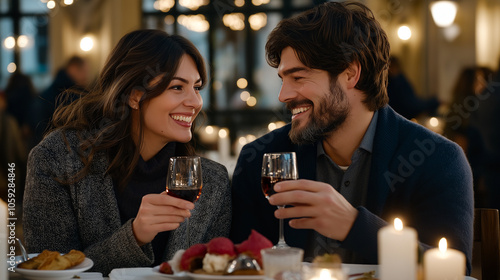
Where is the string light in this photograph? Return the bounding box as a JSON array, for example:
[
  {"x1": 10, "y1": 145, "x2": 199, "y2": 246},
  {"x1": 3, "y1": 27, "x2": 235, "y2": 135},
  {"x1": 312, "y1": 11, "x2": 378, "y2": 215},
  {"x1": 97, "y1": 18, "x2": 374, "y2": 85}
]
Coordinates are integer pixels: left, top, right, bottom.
[
  {"x1": 154, "y1": 0, "x2": 174, "y2": 12},
  {"x1": 249, "y1": 13, "x2": 267, "y2": 30},
  {"x1": 234, "y1": 0, "x2": 244, "y2": 7},
  {"x1": 398, "y1": 25, "x2": 412, "y2": 40},
  {"x1": 80, "y1": 36, "x2": 94, "y2": 52},
  {"x1": 240, "y1": 91, "x2": 250, "y2": 102},
  {"x1": 223, "y1": 13, "x2": 245, "y2": 31},
  {"x1": 4, "y1": 37, "x2": 15, "y2": 49},
  {"x1": 164, "y1": 15, "x2": 175, "y2": 25},
  {"x1": 218, "y1": 128, "x2": 229, "y2": 138},
  {"x1": 237, "y1": 78, "x2": 248, "y2": 89},
  {"x1": 252, "y1": 0, "x2": 270, "y2": 6},
  {"x1": 17, "y1": 35, "x2": 29, "y2": 48},
  {"x1": 178, "y1": 15, "x2": 210, "y2": 32},
  {"x1": 246, "y1": 96, "x2": 257, "y2": 107},
  {"x1": 205, "y1": 126, "x2": 214, "y2": 134},
  {"x1": 429, "y1": 117, "x2": 439, "y2": 127},
  {"x1": 7, "y1": 63, "x2": 17, "y2": 73},
  {"x1": 179, "y1": 0, "x2": 209, "y2": 10},
  {"x1": 47, "y1": 0, "x2": 56, "y2": 9},
  {"x1": 41, "y1": 0, "x2": 77, "y2": 9}
]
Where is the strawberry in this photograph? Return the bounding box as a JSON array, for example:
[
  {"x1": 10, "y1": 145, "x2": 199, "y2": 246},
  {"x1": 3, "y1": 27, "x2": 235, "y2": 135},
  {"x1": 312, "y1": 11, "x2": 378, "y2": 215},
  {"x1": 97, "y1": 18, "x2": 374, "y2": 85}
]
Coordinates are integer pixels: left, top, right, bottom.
[
  {"x1": 235, "y1": 230, "x2": 273, "y2": 265},
  {"x1": 207, "y1": 237, "x2": 237, "y2": 256},
  {"x1": 180, "y1": 243, "x2": 207, "y2": 271},
  {"x1": 159, "y1": 261, "x2": 174, "y2": 274}
]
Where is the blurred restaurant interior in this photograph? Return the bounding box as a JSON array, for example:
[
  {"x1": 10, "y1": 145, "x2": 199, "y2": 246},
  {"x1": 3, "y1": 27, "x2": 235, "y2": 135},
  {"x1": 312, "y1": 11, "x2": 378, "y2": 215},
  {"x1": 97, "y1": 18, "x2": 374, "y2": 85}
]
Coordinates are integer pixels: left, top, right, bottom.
[
  {"x1": 0, "y1": 0, "x2": 500, "y2": 278},
  {"x1": 1, "y1": 0, "x2": 500, "y2": 244},
  {"x1": 2, "y1": 0, "x2": 499, "y2": 166},
  {"x1": 1, "y1": 2, "x2": 500, "y2": 184},
  {"x1": 1, "y1": 0, "x2": 500, "y2": 198}
]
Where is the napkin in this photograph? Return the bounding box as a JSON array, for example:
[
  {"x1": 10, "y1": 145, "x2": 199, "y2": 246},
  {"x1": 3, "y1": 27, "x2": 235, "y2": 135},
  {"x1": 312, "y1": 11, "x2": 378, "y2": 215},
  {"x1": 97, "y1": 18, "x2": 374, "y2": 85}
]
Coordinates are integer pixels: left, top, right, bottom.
[{"x1": 108, "y1": 267, "x2": 168, "y2": 280}]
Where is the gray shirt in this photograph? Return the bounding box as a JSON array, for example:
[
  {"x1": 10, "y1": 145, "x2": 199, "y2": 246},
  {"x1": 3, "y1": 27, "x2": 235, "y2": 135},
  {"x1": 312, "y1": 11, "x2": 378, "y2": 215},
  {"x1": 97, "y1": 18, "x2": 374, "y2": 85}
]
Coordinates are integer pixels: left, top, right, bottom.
[{"x1": 309, "y1": 111, "x2": 378, "y2": 263}]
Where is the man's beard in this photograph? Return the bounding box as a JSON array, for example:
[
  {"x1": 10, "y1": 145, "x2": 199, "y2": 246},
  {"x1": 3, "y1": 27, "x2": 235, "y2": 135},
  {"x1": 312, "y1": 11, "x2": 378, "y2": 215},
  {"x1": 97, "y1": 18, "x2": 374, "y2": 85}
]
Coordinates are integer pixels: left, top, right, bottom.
[{"x1": 288, "y1": 81, "x2": 350, "y2": 145}]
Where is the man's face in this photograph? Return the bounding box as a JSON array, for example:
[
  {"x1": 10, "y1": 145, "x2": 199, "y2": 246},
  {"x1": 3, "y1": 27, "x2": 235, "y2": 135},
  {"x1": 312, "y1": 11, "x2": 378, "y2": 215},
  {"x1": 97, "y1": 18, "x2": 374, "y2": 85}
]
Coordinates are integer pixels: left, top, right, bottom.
[{"x1": 277, "y1": 47, "x2": 350, "y2": 145}]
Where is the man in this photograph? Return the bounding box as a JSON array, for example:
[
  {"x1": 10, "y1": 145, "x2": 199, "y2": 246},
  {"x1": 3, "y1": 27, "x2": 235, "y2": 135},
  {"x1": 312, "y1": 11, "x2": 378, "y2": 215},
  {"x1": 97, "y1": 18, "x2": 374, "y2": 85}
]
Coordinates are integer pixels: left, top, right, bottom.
[{"x1": 230, "y1": 1, "x2": 473, "y2": 274}]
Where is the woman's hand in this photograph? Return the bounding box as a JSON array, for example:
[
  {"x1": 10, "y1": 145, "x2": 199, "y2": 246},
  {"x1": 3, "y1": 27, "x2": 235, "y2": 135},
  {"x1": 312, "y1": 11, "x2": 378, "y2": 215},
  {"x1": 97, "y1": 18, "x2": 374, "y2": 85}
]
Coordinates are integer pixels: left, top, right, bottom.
[
  {"x1": 268, "y1": 179, "x2": 358, "y2": 241},
  {"x1": 132, "y1": 192, "x2": 194, "y2": 245}
]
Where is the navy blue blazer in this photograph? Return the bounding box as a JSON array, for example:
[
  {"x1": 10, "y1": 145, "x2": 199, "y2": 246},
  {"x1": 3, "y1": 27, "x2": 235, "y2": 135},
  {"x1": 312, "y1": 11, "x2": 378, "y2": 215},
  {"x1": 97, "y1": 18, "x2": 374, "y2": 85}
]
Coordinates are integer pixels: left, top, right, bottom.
[{"x1": 230, "y1": 106, "x2": 473, "y2": 273}]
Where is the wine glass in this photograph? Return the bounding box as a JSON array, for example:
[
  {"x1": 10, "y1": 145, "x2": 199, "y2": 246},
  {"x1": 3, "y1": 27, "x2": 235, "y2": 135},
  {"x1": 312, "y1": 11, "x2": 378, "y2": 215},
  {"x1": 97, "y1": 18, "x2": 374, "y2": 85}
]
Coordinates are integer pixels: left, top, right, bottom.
[
  {"x1": 166, "y1": 156, "x2": 203, "y2": 248},
  {"x1": 261, "y1": 152, "x2": 298, "y2": 249}
]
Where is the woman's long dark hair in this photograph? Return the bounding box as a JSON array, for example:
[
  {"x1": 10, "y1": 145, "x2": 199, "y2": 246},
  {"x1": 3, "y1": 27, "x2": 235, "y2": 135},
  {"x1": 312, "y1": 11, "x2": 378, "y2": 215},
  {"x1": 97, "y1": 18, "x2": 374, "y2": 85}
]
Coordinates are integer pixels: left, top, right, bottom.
[{"x1": 50, "y1": 29, "x2": 207, "y2": 188}]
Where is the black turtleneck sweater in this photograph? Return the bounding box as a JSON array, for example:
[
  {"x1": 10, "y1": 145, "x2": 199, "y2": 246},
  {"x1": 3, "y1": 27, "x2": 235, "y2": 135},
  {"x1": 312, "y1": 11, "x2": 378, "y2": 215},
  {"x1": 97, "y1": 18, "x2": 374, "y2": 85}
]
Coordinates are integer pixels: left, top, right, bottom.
[{"x1": 114, "y1": 142, "x2": 176, "y2": 266}]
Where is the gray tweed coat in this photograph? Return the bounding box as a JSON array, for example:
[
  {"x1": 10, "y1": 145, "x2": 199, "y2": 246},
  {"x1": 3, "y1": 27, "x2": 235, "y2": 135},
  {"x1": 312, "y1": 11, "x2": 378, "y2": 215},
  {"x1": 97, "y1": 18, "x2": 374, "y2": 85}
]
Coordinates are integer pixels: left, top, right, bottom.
[{"x1": 23, "y1": 130, "x2": 231, "y2": 275}]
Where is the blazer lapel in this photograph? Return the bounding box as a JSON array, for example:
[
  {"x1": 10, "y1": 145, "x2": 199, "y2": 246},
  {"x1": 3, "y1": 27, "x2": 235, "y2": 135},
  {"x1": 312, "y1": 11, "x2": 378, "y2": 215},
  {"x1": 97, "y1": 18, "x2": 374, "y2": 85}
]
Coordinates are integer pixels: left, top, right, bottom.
[
  {"x1": 366, "y1": 106, "x2": 401, "y2": 214},
  {"x1": 296, "y1": 143, "x2": 317, "y2": 180}
]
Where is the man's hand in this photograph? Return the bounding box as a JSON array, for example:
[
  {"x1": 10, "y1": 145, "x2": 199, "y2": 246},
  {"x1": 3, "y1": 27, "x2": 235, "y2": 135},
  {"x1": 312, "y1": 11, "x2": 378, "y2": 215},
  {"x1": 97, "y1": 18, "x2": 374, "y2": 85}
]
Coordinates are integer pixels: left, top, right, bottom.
[{"x1": 268, "y1": 179, "x2": 358, "y2": 241}]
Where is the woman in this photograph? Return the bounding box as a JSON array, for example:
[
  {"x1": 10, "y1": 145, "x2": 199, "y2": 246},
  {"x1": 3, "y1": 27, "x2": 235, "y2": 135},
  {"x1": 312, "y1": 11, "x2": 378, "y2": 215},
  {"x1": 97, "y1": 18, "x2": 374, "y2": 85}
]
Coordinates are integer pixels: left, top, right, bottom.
[{"x1": 23, "y1": 30, "x2": 231, "y2": 275}]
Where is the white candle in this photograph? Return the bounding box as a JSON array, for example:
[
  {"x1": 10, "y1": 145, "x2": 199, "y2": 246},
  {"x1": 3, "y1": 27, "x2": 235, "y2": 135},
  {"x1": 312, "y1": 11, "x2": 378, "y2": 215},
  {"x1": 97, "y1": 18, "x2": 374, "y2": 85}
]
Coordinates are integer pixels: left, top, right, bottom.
[
  {"x1": 378, "y1": 218, "x2": 417, "y2": 280},
  {"x1": 424, "y1": 237, "x2": 465, "y2": 280},
  {"x1": 218, "y1": 128, "x2": 230, "y2": 160}
]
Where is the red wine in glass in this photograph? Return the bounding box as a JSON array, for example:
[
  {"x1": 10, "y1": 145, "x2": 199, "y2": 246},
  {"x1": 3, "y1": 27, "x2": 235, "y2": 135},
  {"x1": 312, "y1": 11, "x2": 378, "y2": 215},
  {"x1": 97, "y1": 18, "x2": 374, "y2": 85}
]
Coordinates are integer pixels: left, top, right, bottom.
[
  {"x1": 167, "y1": 187, "x2": 202, "y2": 202},
  {"x1": 166, "y1": 156, "x2": 203, "y2": 248},
  {"x1": 261, "y1": 177, "x2": 294, "y2": 198},
  {"x1": 261, "y1": 152, "x2": 298, "y2": 249}
]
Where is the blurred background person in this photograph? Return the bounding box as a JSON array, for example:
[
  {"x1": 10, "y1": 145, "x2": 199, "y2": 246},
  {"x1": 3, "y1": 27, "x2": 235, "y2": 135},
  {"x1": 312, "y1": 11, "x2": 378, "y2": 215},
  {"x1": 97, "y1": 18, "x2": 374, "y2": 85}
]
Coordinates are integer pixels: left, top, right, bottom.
[
  {"x1": 5, "y1": 71, "x2": 36, "y2": 141},
  {"x1": 470, "y1": 63, "x2": 500, "y2": 210},
  {"x1": 387, "y1": 56, "x2": 440, "y2": 119},
  {"x1": 3, "y1": 70, "x2": 35, "y2": 204},
  {"x1": 30, "y1": 55, "x2": 90, "y2": 147},
  {"x1": 0, "y1": 90, "x2": 27, "y2": 204},
  {"x1": 444, "y1": 66, "x2": 493, "y2": 207}
]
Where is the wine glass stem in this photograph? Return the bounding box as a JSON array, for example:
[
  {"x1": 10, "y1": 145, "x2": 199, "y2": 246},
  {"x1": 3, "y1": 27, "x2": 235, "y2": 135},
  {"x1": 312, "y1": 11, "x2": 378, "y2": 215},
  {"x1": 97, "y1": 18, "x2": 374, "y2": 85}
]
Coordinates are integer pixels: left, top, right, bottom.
[
  {"x1": 276, "y1": 205, "x2": 288, "y2": 248},
  {"x1": 186, "y1": 216, "x2": 190, "y2": 248}
]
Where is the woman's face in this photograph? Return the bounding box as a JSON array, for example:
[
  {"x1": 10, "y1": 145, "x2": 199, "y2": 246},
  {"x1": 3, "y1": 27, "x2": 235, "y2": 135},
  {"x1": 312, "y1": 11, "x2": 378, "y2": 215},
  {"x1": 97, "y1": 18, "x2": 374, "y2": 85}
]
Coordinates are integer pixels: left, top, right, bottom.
[{"x1": 140, "y1": 54, "x2": 203, "y2": 148}]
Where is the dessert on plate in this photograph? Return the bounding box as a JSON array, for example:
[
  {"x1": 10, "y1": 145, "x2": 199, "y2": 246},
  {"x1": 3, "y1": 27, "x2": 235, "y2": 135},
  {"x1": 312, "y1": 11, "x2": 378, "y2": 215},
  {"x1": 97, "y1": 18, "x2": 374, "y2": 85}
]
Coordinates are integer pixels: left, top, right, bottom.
[{"x1": 158, "y1": 229, "x2": 272, "y2": 276}]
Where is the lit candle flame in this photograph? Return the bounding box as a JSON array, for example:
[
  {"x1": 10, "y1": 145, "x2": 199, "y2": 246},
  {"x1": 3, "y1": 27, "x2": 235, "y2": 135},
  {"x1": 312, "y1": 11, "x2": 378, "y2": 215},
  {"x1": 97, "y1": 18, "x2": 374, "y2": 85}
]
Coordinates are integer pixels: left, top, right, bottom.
[
  {"x1": 394, "y1": 218, "x2": 403, "y2": 231},
  {"x1": 320, "y1": 268, "x2": 331, "y2": 280},
  {"x1": 439, "y1": 237, "x2": 447, "y2": 254}
]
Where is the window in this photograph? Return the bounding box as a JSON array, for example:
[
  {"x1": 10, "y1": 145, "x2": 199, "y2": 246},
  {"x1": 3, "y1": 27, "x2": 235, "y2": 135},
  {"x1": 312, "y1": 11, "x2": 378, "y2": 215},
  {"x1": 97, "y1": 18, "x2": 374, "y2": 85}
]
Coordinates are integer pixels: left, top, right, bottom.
[
  {"x1": 0, "y1": 0, "x2": 50, "y2": 90},
  {"x1": 142, "y1": 0, "x2": 316, "y2": 155}
]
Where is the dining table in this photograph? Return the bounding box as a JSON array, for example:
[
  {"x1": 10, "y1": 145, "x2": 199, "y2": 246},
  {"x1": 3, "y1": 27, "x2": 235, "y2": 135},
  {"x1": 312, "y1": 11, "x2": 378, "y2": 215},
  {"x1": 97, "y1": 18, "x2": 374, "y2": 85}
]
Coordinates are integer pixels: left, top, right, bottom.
[{"x1": 7, "y1": 261, "x2": 479, "y2": 280}]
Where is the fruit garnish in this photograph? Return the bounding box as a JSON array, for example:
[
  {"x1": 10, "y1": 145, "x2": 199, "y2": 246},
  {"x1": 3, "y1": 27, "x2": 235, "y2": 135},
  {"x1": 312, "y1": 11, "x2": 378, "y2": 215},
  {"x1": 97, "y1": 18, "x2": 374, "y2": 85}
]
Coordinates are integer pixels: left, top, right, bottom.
[
  {"x1": 159, "y1": 261, "x2": 174, "y2": 274},
  {"x1": 207, "y1": 237, "x2": 237, "y2": 257},
  {"x1": 180, "y1": 243, "x2": 207, "y2": 271},
  {"x1": 235, "y1": 230, "x2": 273, "y2": 266}
]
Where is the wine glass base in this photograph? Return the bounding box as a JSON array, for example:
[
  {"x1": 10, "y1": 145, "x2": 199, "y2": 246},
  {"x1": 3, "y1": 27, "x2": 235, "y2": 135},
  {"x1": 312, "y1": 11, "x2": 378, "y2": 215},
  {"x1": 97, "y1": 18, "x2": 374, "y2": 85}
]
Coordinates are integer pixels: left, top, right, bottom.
[{"x1": 272, "y1": 243, "x2": 290, "y2": 249}]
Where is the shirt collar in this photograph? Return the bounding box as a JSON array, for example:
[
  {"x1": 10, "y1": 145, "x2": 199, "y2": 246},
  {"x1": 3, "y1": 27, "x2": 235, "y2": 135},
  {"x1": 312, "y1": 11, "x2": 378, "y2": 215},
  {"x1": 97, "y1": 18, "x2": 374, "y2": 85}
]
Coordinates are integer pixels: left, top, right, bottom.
[{"x1": 359, "y1": 110, "x2": 378, "y2": 153}]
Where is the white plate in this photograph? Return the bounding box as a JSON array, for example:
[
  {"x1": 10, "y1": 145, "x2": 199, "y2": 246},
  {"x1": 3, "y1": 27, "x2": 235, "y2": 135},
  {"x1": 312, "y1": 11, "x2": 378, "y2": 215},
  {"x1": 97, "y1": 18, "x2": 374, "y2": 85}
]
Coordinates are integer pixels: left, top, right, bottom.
[
  {"x1": 15, "y1": 257, "x2": 93, "y2": 280},
  {"x1": 152, "y1": 266, "x2": 191, "y2": 279},
  {"x1": 6, "y1": 253, "x2": 39, "y2": 267},
  {"x1": 187, "y1": 272, "x2": 264, "y2": 280}
]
